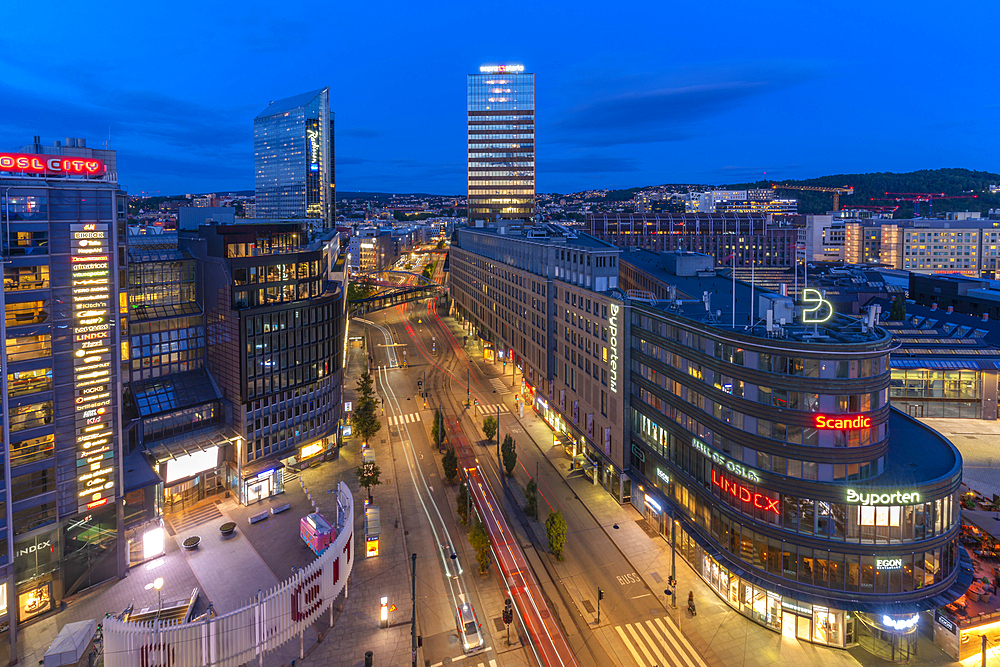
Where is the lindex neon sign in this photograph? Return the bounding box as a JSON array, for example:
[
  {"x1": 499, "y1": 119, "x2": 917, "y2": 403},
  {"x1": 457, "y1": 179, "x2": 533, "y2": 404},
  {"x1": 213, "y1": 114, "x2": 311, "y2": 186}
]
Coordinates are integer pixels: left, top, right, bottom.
[
  {"x1": 0, "y1": 152, "x2": 106, "y2": 176},
  {"x1": 711, "y1": 470, "x2": 780, "y2": 515}
]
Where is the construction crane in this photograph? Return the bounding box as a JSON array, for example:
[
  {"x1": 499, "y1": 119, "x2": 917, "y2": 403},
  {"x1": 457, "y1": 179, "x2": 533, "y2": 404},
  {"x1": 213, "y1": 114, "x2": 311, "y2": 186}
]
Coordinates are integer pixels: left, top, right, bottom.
[
  {"x1": 771, "y1": 183, "x2": 854, "y2": 211},
  {"x1": 841, "y1": 205, "x2": 900, "y2": 215},
  {"x1": 871, "y1": 192, "x2": 978, "y2": 217}
]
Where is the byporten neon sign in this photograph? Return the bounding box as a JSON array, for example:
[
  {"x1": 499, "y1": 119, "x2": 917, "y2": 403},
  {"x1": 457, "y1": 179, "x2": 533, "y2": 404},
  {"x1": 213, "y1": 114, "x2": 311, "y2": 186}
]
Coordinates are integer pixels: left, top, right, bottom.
[
  {"x1": 609, "y1": 304, "x2": 620, "y2": 394},
  {"x1": 814, "y1": 414, "x2": 871, "y2": 429},
  {"x1": 0, "y1": 153, "x2": 106, "y2": 176},
  {"x1": 847, "y1": 489, "x2": 921, "y2": 505},
  {"x1": 711, "y1": 470, "x2": 780, "y2": 514},
  {"x1": 801, "y1": 288, "x2": 833, "y2": 323}
]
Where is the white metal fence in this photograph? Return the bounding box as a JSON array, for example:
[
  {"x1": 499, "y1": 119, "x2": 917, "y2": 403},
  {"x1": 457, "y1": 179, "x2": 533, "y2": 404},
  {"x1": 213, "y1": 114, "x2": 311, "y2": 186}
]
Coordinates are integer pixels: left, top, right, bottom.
[{"x1": 105, "y1": 482, "x2": 354, "y2": 667}]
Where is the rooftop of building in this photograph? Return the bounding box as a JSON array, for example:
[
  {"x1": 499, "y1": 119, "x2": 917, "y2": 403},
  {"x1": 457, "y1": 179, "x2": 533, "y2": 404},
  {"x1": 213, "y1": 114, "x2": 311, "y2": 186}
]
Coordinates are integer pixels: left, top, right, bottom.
[
  {"x1": 255, "y1": 88, "x2": 328, "y2": 119},
  {"x1": 882, "y1": 410, "x2": 961, "y2": 486},
  {"x1": 459, "y1": 222, "x2": 617, "y2": 250},
  {"x1": 623, "y1": 248, "x2": 888, "y2": 346}
]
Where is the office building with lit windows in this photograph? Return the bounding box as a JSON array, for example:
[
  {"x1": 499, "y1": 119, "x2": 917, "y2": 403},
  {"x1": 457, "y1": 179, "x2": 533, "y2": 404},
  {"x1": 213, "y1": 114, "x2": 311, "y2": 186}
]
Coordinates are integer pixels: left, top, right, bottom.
[
  {"x1": 621, "y1": 249, "x2": 970, "y2": 657},
  {"x1": 467, "y1": 65, "x2": 534, "y2": 223},
  {"x1": 0, "y1": 137, "x2": 127, "y2": 657},
  {"x1": 450, "y1": 222, "x2": 632, "y2": 502},
  {"x1": 254, "y1": 88, "x2": 335, "y2": 231},
  {"x1": 179, "y1": 222, "x2": 346, "y2": 504}
]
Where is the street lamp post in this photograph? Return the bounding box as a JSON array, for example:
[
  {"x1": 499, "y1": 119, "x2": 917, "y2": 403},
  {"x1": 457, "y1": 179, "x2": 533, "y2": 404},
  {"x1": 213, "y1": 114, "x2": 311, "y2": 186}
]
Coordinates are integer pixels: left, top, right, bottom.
[{"x1": 153, "y1": 577, "x2": 164, "y2": 619}]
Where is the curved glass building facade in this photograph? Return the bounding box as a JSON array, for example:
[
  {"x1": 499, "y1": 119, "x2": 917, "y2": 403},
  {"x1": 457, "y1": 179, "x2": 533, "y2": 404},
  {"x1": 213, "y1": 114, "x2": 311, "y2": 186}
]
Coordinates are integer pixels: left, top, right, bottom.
[{"x1": 623, "y1": 251, "x2": 972, "y2": 654}]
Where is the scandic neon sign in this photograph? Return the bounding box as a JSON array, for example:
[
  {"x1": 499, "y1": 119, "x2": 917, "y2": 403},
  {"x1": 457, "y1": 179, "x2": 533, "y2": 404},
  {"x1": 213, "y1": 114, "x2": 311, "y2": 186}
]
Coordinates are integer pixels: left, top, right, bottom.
[
  {"x1": 711, "y1": 470, "x2": 780, "y2": 515},
  {"x1": 0, "y1": 153, "x2": 106, "y2": 176},
  {"x1": 814, "y1": 414, "x2": 871, "y2": 430}
]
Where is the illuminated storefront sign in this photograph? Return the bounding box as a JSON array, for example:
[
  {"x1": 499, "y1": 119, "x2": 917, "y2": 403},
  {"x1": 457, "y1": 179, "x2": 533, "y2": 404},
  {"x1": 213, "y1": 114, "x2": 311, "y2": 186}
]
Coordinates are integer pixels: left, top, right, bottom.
[
  {"x1": 71, "y1": 223, "x2": 115, "y2": 512},
  {"x1": 479, "y1": 64, "x2": 525, "y2": 73},
  {"x1": 814, "y1": 414, "x2": 871, "y2": 430},
  {"x1": 656, "y1": 469, "x2": 670, "y2": 484},
  {"x1": 693, "y1": 438, "x2": 761, "y2": 483},
  {"x1": 300, "y1": 442, "x2": 323, "y2": 459},
  {"x1": 801, "y1": 288, "x2": 833, "y2": 323},
  {"x1": 164, "y1": 446, "x2": 220, "y2": 484},
  {"x1": 882, "y1": 614, "x2": 919, "y2": 631},
  {"x1": 846, "y1": 489, "x2": 921, "y2": 505},
  {"x1": 609, "y1": 303, "x2": 619, "y2": 393},
  {"x1": 711, "y1": 470, "x2": 780, "y2": 514},
  {"x1": 307, "y1": 128, "x2": 320, "y2": 172},
  {"x1": 876, "y1": 558, "x2": 903, "y2": 570},
  {"x1": 0, "y1": 153, "x2": 106, "y2": 176}
]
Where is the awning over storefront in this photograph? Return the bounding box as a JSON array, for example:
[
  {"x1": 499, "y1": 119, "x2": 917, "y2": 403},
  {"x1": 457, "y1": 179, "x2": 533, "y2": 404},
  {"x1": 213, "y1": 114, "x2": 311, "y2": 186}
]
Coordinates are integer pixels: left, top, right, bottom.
[
  {"x1": 123, "y1": 447, "x2": 161, "y2": 493},
  {"x1": 145, "y1": 428, "x2": 238, "y2": 487},
  {"x1": 241, "y1": 457, "x2": 285, "y2": 480}
]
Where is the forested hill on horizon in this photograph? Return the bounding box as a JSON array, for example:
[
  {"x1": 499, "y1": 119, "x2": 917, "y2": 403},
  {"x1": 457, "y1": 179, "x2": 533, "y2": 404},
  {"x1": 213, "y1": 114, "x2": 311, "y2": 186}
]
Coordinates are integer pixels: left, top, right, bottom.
[{"x1": 726, "y1": 168, "x2": 1000, "y2": 217}]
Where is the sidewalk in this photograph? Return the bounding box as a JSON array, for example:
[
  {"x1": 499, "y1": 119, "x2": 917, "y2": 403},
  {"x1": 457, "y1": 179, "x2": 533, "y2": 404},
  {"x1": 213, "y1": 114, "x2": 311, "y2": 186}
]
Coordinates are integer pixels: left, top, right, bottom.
[{"x1": 448, "y1": 314, "x2": 957, "y2": 667}]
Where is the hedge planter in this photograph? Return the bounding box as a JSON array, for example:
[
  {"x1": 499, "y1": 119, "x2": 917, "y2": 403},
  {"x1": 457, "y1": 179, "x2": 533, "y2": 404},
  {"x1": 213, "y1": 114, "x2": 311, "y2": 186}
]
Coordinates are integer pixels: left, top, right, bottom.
[
  {"x1": 220, "y1": 522, "x2": 236, "y2": 536},
  {"x1": 183, "y1": 536, "x2": 201, "y2": 550}
]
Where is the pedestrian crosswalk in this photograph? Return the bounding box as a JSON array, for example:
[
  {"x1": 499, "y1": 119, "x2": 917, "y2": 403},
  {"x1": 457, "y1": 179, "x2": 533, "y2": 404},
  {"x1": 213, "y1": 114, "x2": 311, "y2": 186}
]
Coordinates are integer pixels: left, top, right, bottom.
[
  {"x1": 475, "y1": 403, "x2": 505, "y2": 416},
  {"x1": 489, "y1": 378, "x2": 510, "y2": 394},
  {"x1": 613, "y1": 617, "x2": 707, "y2": 667},
  {"x1": 388, "y1": 413, "x2": 421, "y2": 425}
]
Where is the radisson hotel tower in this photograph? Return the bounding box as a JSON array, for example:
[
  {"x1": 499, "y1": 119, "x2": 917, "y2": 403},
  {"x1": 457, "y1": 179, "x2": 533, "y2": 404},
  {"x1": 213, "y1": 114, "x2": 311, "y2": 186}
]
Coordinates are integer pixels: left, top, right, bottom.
[{"x1": 467, "y1": 65, "x2": 535, "y2": 223}]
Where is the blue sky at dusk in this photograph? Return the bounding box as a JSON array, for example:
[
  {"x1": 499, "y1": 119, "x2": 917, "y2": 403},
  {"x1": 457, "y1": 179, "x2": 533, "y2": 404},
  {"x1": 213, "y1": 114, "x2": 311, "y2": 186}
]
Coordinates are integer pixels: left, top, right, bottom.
[{"x1": 1, "y1": 0, "x2": 997, "y2": 196}]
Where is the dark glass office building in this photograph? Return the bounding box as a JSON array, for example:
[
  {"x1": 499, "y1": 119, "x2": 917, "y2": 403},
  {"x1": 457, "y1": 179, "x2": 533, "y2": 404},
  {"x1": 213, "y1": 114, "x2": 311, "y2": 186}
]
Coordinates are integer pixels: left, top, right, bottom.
[
  {"x1": 254, "y1": 88, "x2": 335, "y2": 231},
  {"x1": 180, "y1": 223, "x2": 346, "y2": 504},
  {"x1": 622, "y1": 250, "x2": 970, "y2": 657},
  {"x1": 467, "y1": 65, "x2": 534, "y2": 223}
]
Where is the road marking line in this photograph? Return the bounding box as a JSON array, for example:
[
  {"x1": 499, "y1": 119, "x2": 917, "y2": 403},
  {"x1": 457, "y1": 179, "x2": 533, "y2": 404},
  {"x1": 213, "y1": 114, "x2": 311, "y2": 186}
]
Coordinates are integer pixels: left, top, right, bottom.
[
  {"x1": 654, "y1": 616, "x2": 704, "y2": 667},
  {"x1": 636, "y1": 619, "x2": 674, "y2": 667},
  {"x1": 625, "y1": 623, "x2": 658, "y2": 666},
  {"x1": 614, "y1": 625, "x2": 647, "y2": 666}
]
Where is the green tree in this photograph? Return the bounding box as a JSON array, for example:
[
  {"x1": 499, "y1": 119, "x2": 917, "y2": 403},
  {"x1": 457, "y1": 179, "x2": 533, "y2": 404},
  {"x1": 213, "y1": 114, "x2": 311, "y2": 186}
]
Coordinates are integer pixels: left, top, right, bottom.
[
  {"x1": 431, "y1": 409, "x2": 444, "y2": 450},
  {"x1": 501, "y1": 434, "x2": 517, "y2": 477},
  {"x1": 524, "y1": 478, "x2": 538, "y2": 520},
  {"x1": 436, "y1": 239, "x2": 446, "y2": 249},
  {"x1": 888, "y1": 295, "x2": 907, "y2": 321},
  {"x1": 393, "y1": 211, "x2": 408, "y2": 222},
  {"x1": 442, "y1": 448, "x2": 458, "y2": 485},
  {"x1": 351, "y1": 370, "x2": 381, "y2": 446},
  {"x1": 469, "y1": 518, "x2": 491, "y2": 574},
  {"x1": 546, "y1": 510, "x2": 567, "y2": 560},
  {"x1": 456, "y1": 482, "x2": 470, "y2": 525},
  {"x1": 355, "y1": 462, "x2": 381, "y2": 503},
  {"x1": 482, "y1": 415, "x2": 498, "y2": 443}
]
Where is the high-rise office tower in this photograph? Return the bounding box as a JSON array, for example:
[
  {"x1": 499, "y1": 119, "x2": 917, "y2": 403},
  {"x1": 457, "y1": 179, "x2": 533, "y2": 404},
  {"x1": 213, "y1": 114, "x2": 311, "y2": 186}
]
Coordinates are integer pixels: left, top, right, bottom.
[
  {"x1": 0, "y1": 137, "x2": 126, "y2": 655},
  {"x1": 254, "y1": 88, "x2": 335, "y2": 231},
  {"x1": 467, "y1": 65, "x2": 535, "y2": 223}
]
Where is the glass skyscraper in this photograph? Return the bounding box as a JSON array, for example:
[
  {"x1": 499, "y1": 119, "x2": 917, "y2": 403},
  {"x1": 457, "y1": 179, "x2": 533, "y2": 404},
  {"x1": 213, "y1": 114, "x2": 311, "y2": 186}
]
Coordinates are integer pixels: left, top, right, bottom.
[
  {"x1": 254, "y1": 88, "x2": 335, "y2": 231},
  {"x1": 467, "y1": 65, "x2": 535, "y2": 223}
]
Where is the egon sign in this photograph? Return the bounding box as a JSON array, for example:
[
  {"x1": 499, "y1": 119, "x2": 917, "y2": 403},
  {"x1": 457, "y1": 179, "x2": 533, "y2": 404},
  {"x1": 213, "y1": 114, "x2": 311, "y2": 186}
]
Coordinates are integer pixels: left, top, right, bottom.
[{"x1": 0, "y1": 152, "x2": 106, "y2": 176}]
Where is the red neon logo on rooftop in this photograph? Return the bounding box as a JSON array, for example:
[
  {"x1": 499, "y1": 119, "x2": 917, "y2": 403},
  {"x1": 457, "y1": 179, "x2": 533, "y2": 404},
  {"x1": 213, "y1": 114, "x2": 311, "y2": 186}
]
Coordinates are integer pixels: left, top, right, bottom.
[
  {"x1": 0, "y1": 153, "x2": 106, "y2": 176},
  {"x1": 814, "y1": 414, "x2": 871, "y2": 430},
  {"x1": 711, "y1": 470, "x2": 780, "y2": 514}
]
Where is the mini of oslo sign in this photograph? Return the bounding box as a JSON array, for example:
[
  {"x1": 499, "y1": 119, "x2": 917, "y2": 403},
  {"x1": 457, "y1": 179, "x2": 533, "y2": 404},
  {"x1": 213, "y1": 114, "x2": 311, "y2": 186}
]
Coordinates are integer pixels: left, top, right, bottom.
[
  {"x1": 693, "y1": 438, "x2": 760, "y2": 483},
  {"x1": 814, "y1": 414, "x2": 871, "y2": 430},
  {"x1": 847, "y1": 489, "x2": 921, "y2": 505}
]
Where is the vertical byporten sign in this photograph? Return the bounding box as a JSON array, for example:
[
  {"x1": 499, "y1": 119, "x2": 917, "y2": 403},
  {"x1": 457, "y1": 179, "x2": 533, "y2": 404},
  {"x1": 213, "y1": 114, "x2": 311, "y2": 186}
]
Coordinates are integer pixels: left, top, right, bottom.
[
  {"x1": 609, "y1": 304, "x2": 619, "y2": 393},
  {"x1": 71, "y1": 223, "x2": 116, "y2": 512}
]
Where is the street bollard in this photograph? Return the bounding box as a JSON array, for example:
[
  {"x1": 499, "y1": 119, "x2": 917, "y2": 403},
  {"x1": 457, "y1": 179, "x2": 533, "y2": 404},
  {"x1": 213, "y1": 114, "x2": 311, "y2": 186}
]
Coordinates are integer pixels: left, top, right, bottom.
[{"x1": 365, "y1": 650, "x2": 374, "y2": 667}]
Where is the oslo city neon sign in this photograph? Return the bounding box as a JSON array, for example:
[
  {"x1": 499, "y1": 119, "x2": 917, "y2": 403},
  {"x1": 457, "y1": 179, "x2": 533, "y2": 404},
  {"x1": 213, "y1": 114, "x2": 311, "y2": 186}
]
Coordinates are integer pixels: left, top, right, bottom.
[
  {"x1": 814, "y1": 414, "x2": 871, "y2": 430},
  {"x1": 801, "y1": 288, "x2": 833, "y2": 323},
  {"x1": 711, "y1": 470, "x2": 780, "y2": 515},
  {"x1": 0, "y1": 153, "x2": 106, "y2": 176}
]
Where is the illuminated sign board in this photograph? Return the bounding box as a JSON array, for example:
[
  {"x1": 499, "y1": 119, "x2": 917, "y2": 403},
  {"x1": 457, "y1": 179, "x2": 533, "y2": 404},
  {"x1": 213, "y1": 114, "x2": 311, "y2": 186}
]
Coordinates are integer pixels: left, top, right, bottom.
[
  {"x1": 801, "y1": 288, "x2": 833, "y2": 323},
  {"x1": 846, "y1": 489, "x2": 921, "y2": 505},
  {"x1": 71, "y1": 223, "x2": 115, "y2": 512},
  {"x1": 814, "y1": 414, "x2": 871, "y2": 430},
  {"x1": 609, "y1": 304, "x2": 619, "y2": 393},
  {"x1": 711, "y1": 470, "x2": 780, "y2": 514},
  {"x1": 0, "y1": 153, "x2": 106, "y2": 176},
  {"x1": 876, "y1": 558, "x2": 902, "y2": 570},
  {"x1": 164, "y1": 447, "x2": 219, "y2": 484},
  {"x1": 882, "y1": 614, "x2": 919, "y2": 631},
  {"x1": 693, "y1": 438, "x2": 761, "y2": 483},
  {"x1": 300, "y1": 442, "x2": 324, "y2": 459},
  {"x1": 479, "y1": 65, "x2": 525, "y2": 73},
  {"x1": 307, "y1": 128, "x2": 320, "y2": 172},
  {"x1": 656, "y1": 469, "x2": 670, "y2": 484}
]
